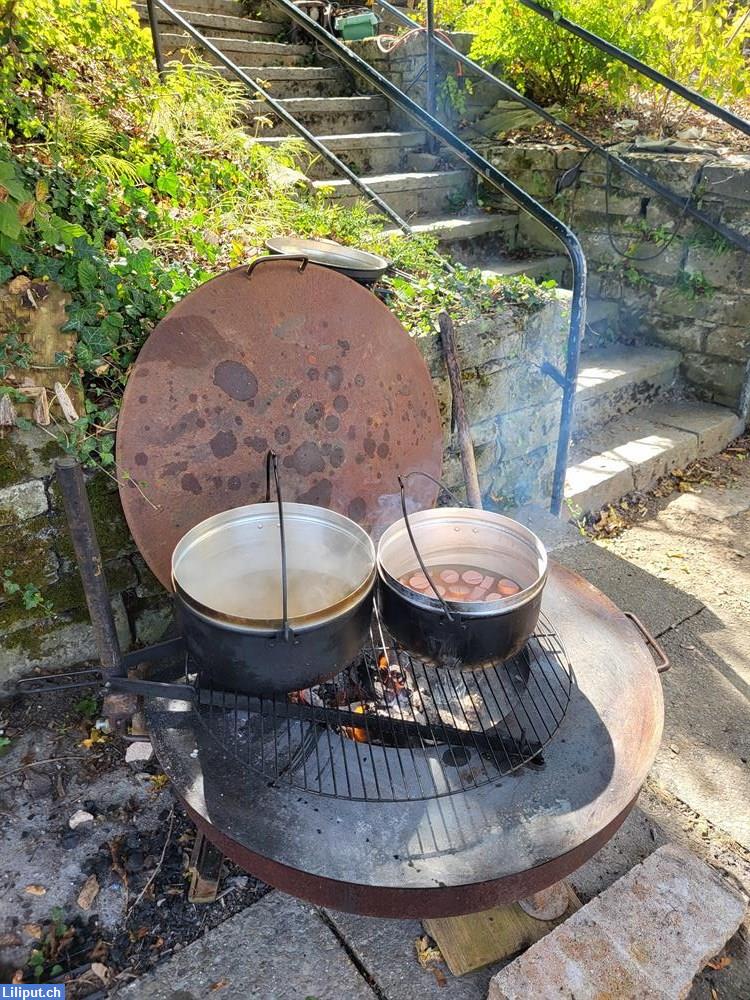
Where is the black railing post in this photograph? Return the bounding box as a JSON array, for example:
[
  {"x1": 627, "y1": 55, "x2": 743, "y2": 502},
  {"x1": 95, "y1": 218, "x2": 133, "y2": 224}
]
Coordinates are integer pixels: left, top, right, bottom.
[
  {"x1": 425, "y1": 0, "x2": 437, "y2": 149},
  {"x1": 146, "y1": 0, "x2": 165, "y2": 78}
]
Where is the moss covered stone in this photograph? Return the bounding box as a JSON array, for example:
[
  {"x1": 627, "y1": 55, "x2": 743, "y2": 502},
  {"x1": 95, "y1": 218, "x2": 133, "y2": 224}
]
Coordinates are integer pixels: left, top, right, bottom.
[
  {"x1": 0, "y1": 513, "x2": 57, "y2": 600},
  {"x1": 0, "y1": 435, "x2": 34, "y2": 488},
  {"x1": 51, "y1": 472, "x2": 135, "y2": 563}
]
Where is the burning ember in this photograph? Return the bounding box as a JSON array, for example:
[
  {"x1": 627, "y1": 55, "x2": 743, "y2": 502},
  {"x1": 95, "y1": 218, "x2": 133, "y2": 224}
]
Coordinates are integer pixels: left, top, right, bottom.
[{"x1": 292, "y1": 645, "x2": 529, "y2": 749}]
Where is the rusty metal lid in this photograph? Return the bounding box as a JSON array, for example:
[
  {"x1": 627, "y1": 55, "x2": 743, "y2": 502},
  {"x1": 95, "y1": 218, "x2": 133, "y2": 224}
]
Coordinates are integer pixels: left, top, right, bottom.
[{"x1": 116, "y1": 259, "x2": 442, "y2": 589}]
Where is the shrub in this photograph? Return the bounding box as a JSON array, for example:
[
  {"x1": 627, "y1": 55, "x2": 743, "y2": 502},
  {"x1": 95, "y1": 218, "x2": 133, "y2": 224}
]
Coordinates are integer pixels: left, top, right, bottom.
[
  {"x1": 431, "y1": 0, "x2": 748, "y2": 107},
  {"x1": 445, "y1": 0, "x2": 646, "y2": 105}
]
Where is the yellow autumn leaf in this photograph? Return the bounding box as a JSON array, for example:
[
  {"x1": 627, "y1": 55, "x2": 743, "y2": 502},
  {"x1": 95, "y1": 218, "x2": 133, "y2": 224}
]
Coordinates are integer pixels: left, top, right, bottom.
[{"x1": 80, "y1": 727, "x2": 108, "y2": 749}]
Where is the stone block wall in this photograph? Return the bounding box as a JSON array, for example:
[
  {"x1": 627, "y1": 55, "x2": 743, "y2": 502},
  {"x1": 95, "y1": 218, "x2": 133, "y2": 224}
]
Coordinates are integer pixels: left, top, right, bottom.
[
  {"x1": 0, "y1": 290, "x2": 568, "y2": 685},
  {"x1": 0, "y1": 429, "x2": 173, "y2": 690},
  {"x1": 418, "y1": 290, "x2": 569, "y2": 508},
  {"x1": 482, "y1": 144, "x2": 750, "y2": 413}
]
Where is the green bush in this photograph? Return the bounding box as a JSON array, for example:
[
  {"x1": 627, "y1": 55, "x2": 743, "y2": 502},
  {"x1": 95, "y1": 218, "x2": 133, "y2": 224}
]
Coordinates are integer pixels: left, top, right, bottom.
[{"x1": 431, "y1": 0, "x2": 747, "y2": 107}]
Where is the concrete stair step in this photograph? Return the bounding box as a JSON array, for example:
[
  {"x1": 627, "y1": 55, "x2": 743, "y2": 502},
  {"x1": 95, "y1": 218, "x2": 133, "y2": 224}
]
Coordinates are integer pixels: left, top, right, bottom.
[
  {"x1": 143, "y1": 0, "x2": 250, "y2": 15},
  {"x1": 213, "y1": 65, "x2": 349, "y2": 98},
  {"x1": 481, "y1": 253, "x2": 569, "y2": 285},
  {"x1": 565, "y1": 399, "x2": 743, "y2": 513},
  {"x1": 573, "y1": 344, "x2": 682, "y2": 439},
  {"x1": 312, "y1": 169, "x2": 473, "y2": 219},
  {"x1": 136, "y1": 5, "x2": 280, "y2": 36},
  {"x1": 159, "y1": 33, "x2": 311, "y2": 66},
  {"x1": 382, "y1": 211, "x2": 518, "y2": 260},
  {"x1": 258, "y1": 131, "x2": 428, "y2": 178},
  {"x1": 246, "y1": 95, "x2": 388, "y2": 135}
]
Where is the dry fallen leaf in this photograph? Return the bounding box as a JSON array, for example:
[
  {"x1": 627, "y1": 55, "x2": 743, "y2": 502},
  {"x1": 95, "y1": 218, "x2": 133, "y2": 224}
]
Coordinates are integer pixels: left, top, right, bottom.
[
  {"x1": 707, "y1": 955, "x2": 732, "y2": 971},
  {"x1": 210, "y1": 980, "x2": 229, "y2": 992},
  {"x1": 91, "y1": 962, "x2": 110, "y2": 984},
  {"x1": 22, "y1": 923, "x2": 42, "y2": 940},
  {"x1": 24, "y1": 884, "x2": 47, "y2": 896},
  {"x1": 415, "y1": 935, "x2": 443, "y2": 967},
  {"x1": 77, "y1": 874, "x2": 100, "y2": 911}
]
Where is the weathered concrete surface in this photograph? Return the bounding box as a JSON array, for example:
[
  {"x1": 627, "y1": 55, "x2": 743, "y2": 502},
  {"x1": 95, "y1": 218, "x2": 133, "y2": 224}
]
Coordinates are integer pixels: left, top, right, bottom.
[
  {"x1": 555, "y1": 541, "x2": 703, "y2": 637},
  {"x1": 118, "y1": 892, "x2": 377, "y2": 999},
  {"x1": 488, "y1": 845, "x2": 747, "y2": 1000},
  {"x1": 651, "y1": 611, "x2": 750, "y2": 850},
  {"x1": 325, "y1": 909, "x2": 498, "y2": 1000}
]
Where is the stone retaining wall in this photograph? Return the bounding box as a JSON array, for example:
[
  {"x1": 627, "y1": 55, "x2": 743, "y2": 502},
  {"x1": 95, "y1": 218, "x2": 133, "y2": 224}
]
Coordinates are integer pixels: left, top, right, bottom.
[
  {"x1": 482, "y1": 144, "x2": 750, "y2": 413},
  {"x1": 0, "y1": 290, "x2": 568, "y2": 686}
]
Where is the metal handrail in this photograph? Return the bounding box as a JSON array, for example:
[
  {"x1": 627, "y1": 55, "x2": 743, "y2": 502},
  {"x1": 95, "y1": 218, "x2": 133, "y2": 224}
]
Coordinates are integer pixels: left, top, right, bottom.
[
  {"x1": 515, "y1": 0, "x2": 750, "y2": 138},
  {"x1": 376, "y1": 0, "x2": 750, "y2": 255},
  {"x1": 143, "y1": 0, "x2": 411, "y2": 232},
  {"x1": 267, "y1": 0, "x2": 587, "y2": 516}
]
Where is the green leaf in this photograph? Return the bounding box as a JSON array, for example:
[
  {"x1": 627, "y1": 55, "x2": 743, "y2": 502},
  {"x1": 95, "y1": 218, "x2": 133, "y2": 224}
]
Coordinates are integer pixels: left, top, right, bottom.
[
  {"x1": 77, "y1": 258, "x2": 99, "y2": 292},
  {"x1": 0, "y1": 202, "x2": 21, "y2": 240},
  {"x1": 156, "y1": 171, "x2": 179, "y2": 197}
]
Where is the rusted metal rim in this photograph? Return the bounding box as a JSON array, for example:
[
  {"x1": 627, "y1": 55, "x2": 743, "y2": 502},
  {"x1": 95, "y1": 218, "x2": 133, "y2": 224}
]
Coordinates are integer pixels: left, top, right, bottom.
[{"x1": 179, "y1": 794, "x2": 637, "y2": 918}]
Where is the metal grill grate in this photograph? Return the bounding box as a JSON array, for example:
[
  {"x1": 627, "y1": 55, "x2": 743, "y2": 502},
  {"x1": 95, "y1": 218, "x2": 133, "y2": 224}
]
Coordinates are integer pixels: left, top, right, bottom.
[{"x1": 192, "y1": 609, "x2": 573, "y2": 802}]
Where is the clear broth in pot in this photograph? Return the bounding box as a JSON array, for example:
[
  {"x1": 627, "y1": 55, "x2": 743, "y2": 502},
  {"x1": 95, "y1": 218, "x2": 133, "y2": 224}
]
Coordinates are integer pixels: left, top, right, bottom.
[{"x1": 398, "y1": 563, "x2": 521, "y2": 603}]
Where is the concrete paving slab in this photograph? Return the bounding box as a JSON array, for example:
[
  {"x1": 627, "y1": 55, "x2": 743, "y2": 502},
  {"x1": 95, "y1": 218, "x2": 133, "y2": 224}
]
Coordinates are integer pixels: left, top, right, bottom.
[
  {"x1": 325, "y1": 909, "x2": 499, "y2": 1000},
  {"x1": 488, "y1": 844, "x2": 747, "y2": 1000},
  {"x1": 506, "y1": 502, "x2": 585, "y2": 552},
  {"x1": 119, "y1": 892, "x2": 377, "y2": 999},
  {"x1": 554, "y1": 540, "x2": 704, "y2": 637},
  {"x1": 650, "y1": 611, "x2": 750, "y2": 851},
  {"x1": 667, "y1": 483, "x2": 750, "y2": 522}
]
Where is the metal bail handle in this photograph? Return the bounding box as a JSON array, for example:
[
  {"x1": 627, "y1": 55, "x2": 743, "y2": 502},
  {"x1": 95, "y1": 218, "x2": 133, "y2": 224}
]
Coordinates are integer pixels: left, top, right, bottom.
[
  {"x1": 265, "y1": 450, "x2": 293, "y2": 643},
  {"x1": 397, "y1": 471, "x2": 465, "y2": 622},
  {"x1": 246, "y1": 254, "x2": 309, "y2": 279}
]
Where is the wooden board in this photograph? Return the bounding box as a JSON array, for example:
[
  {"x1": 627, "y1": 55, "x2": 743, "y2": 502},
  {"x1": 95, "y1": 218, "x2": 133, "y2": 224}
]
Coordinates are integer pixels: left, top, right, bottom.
[{"x1": 423, "y1": 883, "x2": 581, "y2": 976}]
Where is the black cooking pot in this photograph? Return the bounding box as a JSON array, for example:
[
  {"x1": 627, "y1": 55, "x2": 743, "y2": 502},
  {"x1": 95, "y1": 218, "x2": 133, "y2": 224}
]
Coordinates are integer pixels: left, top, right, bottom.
[
  {"x1": 376, "y1": 506, "x2": 548, "y2": 669},
  {"x1": 172, "y1": 457, "x2": 376, "y2": 696}
]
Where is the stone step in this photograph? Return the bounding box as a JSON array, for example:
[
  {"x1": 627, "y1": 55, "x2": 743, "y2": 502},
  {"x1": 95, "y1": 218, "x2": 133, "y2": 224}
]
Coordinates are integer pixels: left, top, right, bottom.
[
  {"x1": 136, "y1": 5, "x2": 280, "y2": 37},
  {"x1": 565, "y1": 399, "x2": 743, "y2": 513},
  {"x1": 158, "y1": 33, "x2": 310, "y2": 66},
  {"x1": 213, "y1": 65, "x2": 349, "y2": 98},
  {"x1": 383, "y1": 211, "x2": 519, "y2": 260},
  {"x1": 246, "y1": 95, "x2": 388, "y2": 135},
  {"x1": 258, "y1": 131, "x2": 428, "y2": 178},
  {"x1": 312, "y1": 169, "x2": 473, "y2": 220},
  {"x1": 573, "y1": 344, "x2": 681, "y2": 439},
  {"x1": 141, "y1": 0, "x2": 250, "y2": 15},
  {"x1": 481, "y1": 253, "x2": 569, "y2": 285}
]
